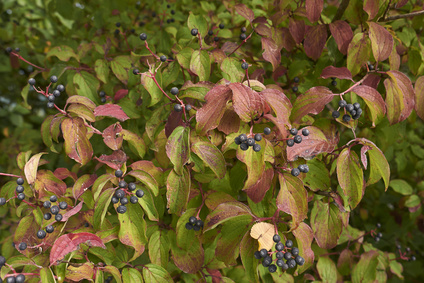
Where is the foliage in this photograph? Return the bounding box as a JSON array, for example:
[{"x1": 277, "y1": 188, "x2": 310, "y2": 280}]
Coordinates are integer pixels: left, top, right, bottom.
[{"x1": 0, "y1": 0, "x2": 424, "y2": 282}]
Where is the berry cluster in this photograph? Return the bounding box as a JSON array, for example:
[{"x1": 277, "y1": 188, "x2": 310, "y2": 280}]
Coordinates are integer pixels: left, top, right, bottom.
[
  {"x1": 254, "y1": 235, "x2": 305, "y2": 273},
  {"x1": 330, "y1": 77, "x2": 337, "y2": 86},
  {"x1": 292, "y1": 76, "x2": 300, "y2": 93},
  {"x1": 291, "y1": 164, "x2": 309, "y2": 177},
  {"x1": 396, "y1": 244, "x2": 417, "y2": 262},
  {"x1": 113, "y1": 170, "x2": 144, "y2": 214},
  {"x1": 185, "y1": 216, "x2": 204, "y2": 231},
  {"x1": 240, "y1": 26, "x2": 247, "y2": 40},
  {"x1": 43, "y1": 195, "x2": 67, "y2": 223},
  {"x1": 332, "y1": 100, "x2": 363, "y2": 122},
  {"x1": 1, "y1": 255, "x2": 26, "y2": 282},
  {"x1": 28, "y1": 76, "x2": 65, "y2": 109},
  {"x1": 373, "y1": 223, "x2": 383, "y2": 242},
  {"x1": 99, "y1": 91, "x2": 107, "y2": 103},
  {"x1": 234, "y1": 132, "x2": 263, "y2": 152},
  {"x1": 169, "y1": 87, "x2": 192, "y2": 112},
  {"x1": 15, "y1": 177, "x2": 25, "y2": 201},
  {"x1": 286, "y1": 128, "x2": 309, "y2": 147}
]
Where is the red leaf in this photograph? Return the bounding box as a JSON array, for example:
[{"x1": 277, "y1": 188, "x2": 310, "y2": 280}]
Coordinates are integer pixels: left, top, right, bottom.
[
  {"x1": 73, "y1": 174, "x2": 97, "y2": 200},
  {"x1": 360, "y1": 145, "x2": 372, "y2": 169},
  {"x1": 255, "y1": 24, "x2": 272, "y2": 37},
  {"x1": 217, "y1": 109, "x2": 240, "y2": 135},
  {"x1": 261, "y1": 37, "x2": 281, "y2": 71},
  {"x1": 165, "y1": 110, "x2": 184, "y2": 138},
  {"x1": 321, "y1": 66, "x2": 353, "y2": 81},
  {"x1": 329, "y1": 21, "x2": 353, "y2": 55},
  {"x1": 94, "y1": 150, "x2": 128, "y2": 170},
  {"x1": 287, "y1": 126, "x2": 337, "y2": 161},
  {"x1": 306, "y1": 0, "x2": 324, "y2": 22},
  {"x1": 261, "y1": 88, "x2": 292, "y2": 137},
  {"x1": 35, "y1": 170, "x2": 67, "y2": 197},
  {"x1": 244, "y1": 167, "x2": 274, "y2": 203},
  {"x1": 304, "y1": 24, "x2": 327, "y2": 60},
  {"x1": 60, "y1": 201, "x2": 84, "y2": 222},
  {"x1": 61, "y1": 117, "x2": 93, "y2": 166},
  {"x1": 396, "y1": 0, "x2": 408, "y2": 8},
  {"x1": 292, "y1": 222, "x2": 315, "y2": 273},
  {"x1": 289, "y1": 18, "x2": 306, "y2": 44},
  {"x1": 234, "y1": 4, "x2": 254, "y2": 22},
  {"x1": 277, "y1": 27, "x2": 296, "y2": 52},
  {"x1": 351, "y1": 85, "x2": 386, "y2": 127},
  {"x1": 415, "y1": 76, "x2": 424, "y2": 121},
  {"x1": 114, "y1": 89, "x2": 128, "y2": 102},
  {"x1": 102, "y1": 123, "x2": 123, "y2": 150},
  {"x1": 290, "y1": 87, "x2": 335, "y2": 124},
  {"x1": 195, "y1": 85, "x2": 232, "y2": 134},
  {"x1": 94, "y1": 104, "x2": 130, "y2": 121},
  {"x1": 54, "y1": 168, "x2": 77, "y2": 181},
  {"x1": 364, "y1": 0, "x2": 380, "y2": 20},
  {"x1": 50, "y1": 233, "x2": 106, "y2": 265},
  {"x1": 229, "y1": 83, "x2": 266, "y2": 122},
  {"x1": 369, "y1": 22, "x2": 393, "y2": 62},
  {"x1": 362, "y1": 74, "x2": 381, "y2": 89}
]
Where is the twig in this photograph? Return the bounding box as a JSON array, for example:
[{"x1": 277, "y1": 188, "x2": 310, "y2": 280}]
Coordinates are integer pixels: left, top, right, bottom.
[
  {"x1": 381, "y1": 0, "x2": 393, "y2": 21},
  {"x1": 228, "y1": 32, "x2": 254, "y2": 57},
  {"x1": 332, "y1": 0, "x2": 350, "y2": 22},
  {"x1": 10, "y1": 52, "x2": 48, "y2": 72},
  {"x1": 381, "y1": 9, "x2": 424, "y2": 21},
  {"x1": 0, "y1": 173, "x2": 21, "y2": 178}
]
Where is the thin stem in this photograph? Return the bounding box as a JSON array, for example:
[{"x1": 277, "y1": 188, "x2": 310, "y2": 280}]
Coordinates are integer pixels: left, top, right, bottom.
[
  {"x1": 0, "y1": 173, "x2": 21, "y2": 178},
  {"x1": 149, "y1": 74, "x2": 176, "y2": 102},
  {"x1": 10, "y1": 52, "x2": 48, "y2": 71},
  {"x1": 340, "y1": 74, "x2": 369, "y2": 95},
  {"x1": 381, "y1": 9, "x2": 424, "y2": 21},
  {"x1": 332, "y1": 0, "x2": 350, "y2": 22},
  {"x1": 86, "y1": 123, "x2": 102, "y2": 135},
  {"x1": 381, "y1": 0, "x2": 393, "y2": 21},
  {"x1": 144, "y1": 41, "x2": 159, "y2": 59},
  {"x1": 228, "y1": 32, "x2": 254, "y2": 57}
]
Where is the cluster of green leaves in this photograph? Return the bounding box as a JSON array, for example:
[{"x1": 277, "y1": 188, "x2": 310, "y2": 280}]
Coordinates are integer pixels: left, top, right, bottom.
[{"x1": 0, "y1": 0, "x2": 424, "y2": 282}]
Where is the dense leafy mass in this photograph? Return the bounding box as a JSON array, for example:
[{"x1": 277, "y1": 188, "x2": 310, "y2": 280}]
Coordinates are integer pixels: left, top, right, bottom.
[{"x1": 0, "y1": 0, "x2": 423, "y2": 282}]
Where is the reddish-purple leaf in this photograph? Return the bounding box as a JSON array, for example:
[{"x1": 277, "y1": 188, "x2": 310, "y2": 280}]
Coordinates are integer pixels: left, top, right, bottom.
[
  {"x1": 292, "y1": 223, "x2": 314, "y2": 275},
  {"x1": 362, "y1": 74, "x2": 381, "y2": 89},
  {"x1": 306, "y1": 0, "x2": 324, "y2": 22},
  {"x1": 287, "y1": 126, "x2": 337, "y2": 161},
  {"x1": 290, "y1": 87, "x2": 335, "y2": 124},
  {"x1": 94, "y1": 150, "x2": 128, "y2": 170},
  {"x1": 396, "y1": 0, "x2": 408, "y2": 8},
  {"x1": 130, "y1": 160, "x2": 164, "y2": 186},
  {"x1": 351, "y1": 85, "x2": 386, "y2": 127},
  {"x1": 54, "y1": 168, "x2": 77, "y2": 181},
  {"x1": 304, "y1": 24, "x2": 327, "y2": 60},
  {"x1": 61, "y1": 117, "x2": 93, "y2": 166},
  {"x1": 261, "y1": 37, "x2": 281, "y2": 71},
  {"x1": 102, "y1": 123, "x2": 123, "y2": 150},
  {"x1": 217, "y1": 109, "x2": 240, "y2": 135},
  {"x1": 337, "y1": 148, "x2": 364, "y2": 209},
  {"x1": 229, "y1": 83, "x2": 267, "y2": 122},
  {"x1": 369, "y1": 22, "x2": 393, "y2": 62},
  {"x1": 289, "y1": 18, "x2": 306, "y2": 44},
  {"x1": 114, "y1": 89, "x2": 128, "y2": 102},
  {"x1": 255, "y1": 23, "x2": 272, "y2": 37},
  {"x1": 384, "y1": 70, "x2": 415, "y2": 124},
  {"x1": 234, "y1": 3, "x2": 254, "y2": 22},
  {"x1": 61, "y1": 201, "x2": 84, "y2": 222},
  {"x1": 261, "y1": 88, "x2": 292, "y2": 137},
  {"x1": 94, "y1": 104, "x2": 130, "y2": 121},
  {"x1": 195, "y1": 85, "x2": 232, "y2": 134},
  {"x1": 414, "y1": 76, "x2": 424, "y2": 121},
  {"x1": 329, "y1": 21, "x2": 354, "y2": 55},
  {"x1": 276, "y1": 173, "x2": 308, "y2": 225},
  {"x1": 276, "y1": 27, "x2": 296, "y2": 52},
  {"x1": 165, "y1": 110, "x2": 184, "y2": 138},
  {"x1": 34, "y1": 170, "x2": 67, "y2": 197},
  {"x1": 321, "y1": 66, "x2": 353, "y2": 81},
  {"x1": 364, "y1": 0, "x2": 380, "y2": 20},
  {"x1": 73, "y1": 174, "x2": 97, "y2": 200},
  {"x1": 311, "y1": 201, "x2": 343, "y2": 249},
  {"x1": 50, "y1": 233, "x2": 106, "y2": 265},
  {"x1": 243, "y1": 166, "x2": 274, "y2": 203},
  {"x1": 272, "y1": 66, "x2": 287, "y2": 82}
]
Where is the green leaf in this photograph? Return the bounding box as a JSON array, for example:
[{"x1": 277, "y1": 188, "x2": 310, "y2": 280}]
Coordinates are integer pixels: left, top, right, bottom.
[
  {"x1": 311, "y1": 201, "x2": 343, "y2": 249},
  {"x1": 240, "y1": 231, "x2": 260, "y2": 282},
  {"x1": 140, "y1": 72, "x2": 163, "y2": 107},
  {"x1": 303, "y1": 159, "x2": 330, "y2": 191},
  {"x1": 121, "y1": 129, "x2": 146, "y2": 159},
  {"x1": 405, "y1": 194, "x2": 420, "y2": 207},
  {"x1": 162, "y1": 61, "x2": 180, "y2": 87},
  {"x1": 46, "y1": 45, "x2": 79, "y2": 62},
  {"x1": 111, "y1": 56, "x2": 132, "y2": 84},
  {"x1": 352, "y1": 250, "x2": 379, "y2": 283},
  {"x1": 389, "y1": 179, "x2": 413, "y2": 195},
  {"x1": 103, "y1": 265, "x2": 122, "y2": 283},
  {"x1": 337, "y1": 148, "x2": 364, "y2": 209},
  {"x1": 95, "y1": 59, "x2": 109, "y2": 84},
  {"x1": 347, "y1": 33, "x2": 371, "y2": 76},
  {"x1": 122, "y1": 268, "x2": 143, "y2": 283},
  {"x1": 73, "y1": 71, "x2": 100, "y2": 104},
  {"x1": 190, "y1": 50, "x2": 211, "y2": 82},
  {"x1": 276, "y1": 173, "x2": 308, "y2": 225},
  {"x1": 93, "y1": 188, "x2": 114, "y2": 230},
  {"x1": 142, "y1": 264, "x2": 174, "y2": 283},
  {"x1": 40, "y1": 267, "x2": 56, "y2": 283},
  {"x1": 221, "y1": 57, "x2": 245, "y2": 83},
  {"x1": 317, "y1": 257, "x2": 337, "y2": 283},
  {"x1": 204, "y1": 201, "x2": 253, "y2": 232},
  {"x1": 169, "y1": 229, "x2": 204, "y2": 274},
  {"x1": 176, "y1": 47, "x2": 194, "y2": 70},
  {"x1": 191, "y1": 141, "x2": 226, "y2": 179},
  {"x1": 117, "y1": 200, "x2": 147, "y2": 261},
  {"x1": 166, "y1": 168, "x2": 190, "y2": 215},
  {"x1": 187, "y1": 12, "x2": 208, "y2": 37},
  {"x1": 166, "y1": 126, "x2": 190, "y2": 175},
  {"x1": 148, "y1": 231, "x2": 170, "y2": 268},
  {"x1": 236, "y1": 138, "x2": 266, "y2": 191},
  {"x1": 128, "y1": 170, "x2": 159, "y2": 197},
  {"x1": 136, "y1": 187, "x2": 160, "y2": 221}
]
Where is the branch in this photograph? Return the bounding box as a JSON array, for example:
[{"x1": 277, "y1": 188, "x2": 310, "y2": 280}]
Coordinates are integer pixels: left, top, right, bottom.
[
  {"x1": 380, "y1": 9, "x2": 424, "y2": 21},
  {"x1": 332, "y1": 0, "x2": 350, "y2": 22}
]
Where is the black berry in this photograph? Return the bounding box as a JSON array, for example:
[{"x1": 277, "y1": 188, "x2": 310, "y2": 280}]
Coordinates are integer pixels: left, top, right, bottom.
[
  {"x1": 253, "y1": 144, "x2": 261, "y2": 152},
  {"x1": 47, "y1": 102, "x2": 55, "y2": 109},
  {"x1": 234, "y1": 137, "x2": 241, "y2": 145},
  {"x1": 259, "y1": 249, "x2": 268, "y2": 258},
  {"x1": 208, "y1": 30, "x2": 213, "y2": 36},
  {"x1": 50, "y1": 75, "x2": 58, "y2": 83},
  {"x1": 191, "y1": 28, "x2": 198, "y2": 36},
  {"x1": 239, "y1": 134, "x2": 248, "y2": 142},
  {"x1": 332, "y1": 110, "x2": 340, "y2": 118},
  {"x1": 185, "y1": 222, "x2": 193, "y2": 230},
  {"x1": 241, "y1": 62, "x2": 249, "y2": 70},
  {"x1": 120, "y1": 197, "x2": 129, "y2": 205},
  {"x1": 287, "y1": 258, "x2": 296, "y2": 268},
  {"x1": 284, "y1": 252, "x2": 292, "y2": 260},
  {"x1": 18, "y1": 242, "x2": 27, "y2": 251},
  {"x1": 410, "y1": 255, "x2": 416, "y2": 261},
  {"x1": 99, "y1": 91, "x2": 106, "y2": 97},
  {"x1": 331, "y1": 80, "x2": 337, "y2": 86},
  {"x1": 295, "y1": 255, "x2": 305, "y2": 265},
  {"x1": 339, "y1": 100, "x2": 347, "y2": 108},
  {"x1": 287, "y1": 139, "x2": 294, "y2": 147},
  {"x1": 16, "y1": 178, "x2": 24, "y2": 185},
  {"x1": 117, "y1": 205, "x2": 127, "y2": 214},
  {"x1": 275, "y1": 242, "x2": 284, "y2": 251},
  {"x1": 254, "y1": 133, "x2": 262, "y2": 141},
  {"x1": 273, "y1": 234, "x2": 281, "y2": 243},
  {"x1": 276, "y1": 251, "x2": 284, "y2": 259},
  {"x1": 219, "y1": 23, "x2": 225, "y2": 29},
  {"x1": 263, "y1": 127, "x2": 271, "y2": 135},
  {"x1": 376, "y1": 223, "x2": 381, "y2": 229},
  {"x1": 185, "y1": 104, "x2": 192, "y2": 111},
  {"x1": 285, "y1": 240, "x2": 293, "y2": 248},
  {"x1": 50, "y1": 195, "x2": 58, "y2": 202},
  {"x1": 170, "y1": 87, "x2": 179, "y2": 95},
  {"x1": 350, "y1": 109, "x2": 357, "y2": 117},
  {"x1": 276, "y1": 259, "x2": 285, "y2": 267},
  {"x1": 160, "y1": 55, "x2": 167, "y2": 62},
  {"x1": 27, "y1": 78, "x2": 35, "y2": 85},
  {"x1": 291, "y1": 247, "x2": 299, "y2": 256},
  {"x1": 50, "y1": 205, "x2": 59, "y2": 215},
  {"x1": 16, "y1": 275, "x2": 25, "y2": 283},
  {"x1": 53, "y1": 90, "x2": 60, "y2": 97},
  {"x1": 342, "y1": 114, "x2": 351, "y2": 122},
  {"x1": 174, "y1": 104, "x2": 182, "y2": 112},
  {"x1": 16, "y1": 185, "x2": 24, "y2": 193},
  {"x1": 262, "y1": 256, "x2": 272, "y2": 267},
  {"x1": 293, "y1": 77, "x2": 300, "y2": 83},
  {"x1": 302, "y1": 129, "x2": 309, "y2": 136},
  {"x1": 111, "y1": 196, "x2": 119, "y2": 204},
  {"x1": 254, "y1": 251, "x2": 261, "y2": 259},
  {"x1": 0, "y1": 198, "x2": 6, "y2": 205},
  {"x1": 268, "y1": 264, "x2": 277, "y2": 273},
  {"x1": 115, "y1": 22, "x2": 121, "y2": 27},
  {"x1": 43, "y1": 201, "x2": 51, "y2": 209},
  {"x1": 240, "y1": 143, "x2": 248, "y2": 151},
  {"x1": 346, "y1": 104, "x2": 354, "y2": 112},
  {"x1": 139, "y1": 33, "x2": 147, "y2": 40},
  {"x1": 17, "y1": 193, "x2": 25, "y2": 200},
  {"x1": 128, "y1": 183, "x2": 136, "y2": 191},
  {"x1": 44, "y1": 213, "x2": 52, "y2": 220},
  {"x1": 214, "y1": 37, "x2": 220, "y2": 42},
  {"x1": 46, "y1": 225, "x2": 54, "y2": 233},
  {"x1": 136, "y1": 189, "x2": 144, "y2": 198},
  {"x1": 292, "y1": 86, "x2": 298, "y2": 92},
  {"x1": 115, "y1": 189, "x2": 125, "y2": 199},
  {"x1": 240, "y1": 33, "x2": 247, "y2": 40},
  {"x1": 298, "y1": 164, "x2": 309, "y2": 173},
  {"x1": 0, "y1": 255, "x2": 6, "y2": 265},
  {"x1": 130, "y1": 196, "x2": 138, "y2": 204},
  {"x1": 56, "y1": 84, "x2": 65, "y2": 92},
  {"x1": 6, "y1": 276, "x2": 16, "y2": 283},
  {"x1": 293, "y1": 135, "x2": 302, "y2": 143},
  {"x1": 133, "y1": 69, "x2": 139, "y2": 75},
  {"x1": 119, "y1": 180, "x2": 127, "y2": 188},
  {"x1": 241, "y1": 27, "x2": 247, "y2": 33},
  {"x1": 290, "y1": 128, "x2": 298, "y2": 135},
  {"x1": 353, "y1": 102, "x2": 361, "y2": 110},
  {"x1": 195, "y1": 219, "x2": 204, "y2": 227},
  {"x1": 193, "y1": 225, "x2": 201, "y2": 231},
  {"x1": 37, "y1": 230, "x2": 47, "y2": 239},
  {"x1": 247, "y1": 138, "x2": 255, "y2": 147},
  {"x1": 59, "y1": 201, "x2": 67, "y2": 210},
  {"x1": 55, "y1": 213, "x2": 63, "y2": 222}
]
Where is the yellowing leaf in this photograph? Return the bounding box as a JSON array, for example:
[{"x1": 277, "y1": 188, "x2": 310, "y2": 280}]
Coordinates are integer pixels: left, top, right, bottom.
[{"x1": 250, "y1": 222, "x2": 274, "y2": 251}]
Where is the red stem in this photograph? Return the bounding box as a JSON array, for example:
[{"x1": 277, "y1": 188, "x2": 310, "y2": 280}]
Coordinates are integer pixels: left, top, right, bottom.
[
  {"x1": 10, "y1": 52, "x2": 48, "y2": 71},
  {"x1": 228, "y1": 32, "x2": 254, "y2": 57},
  {"x1": 0, "y1": 173, "x2": 21, "y2": 178}
]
